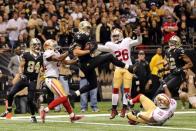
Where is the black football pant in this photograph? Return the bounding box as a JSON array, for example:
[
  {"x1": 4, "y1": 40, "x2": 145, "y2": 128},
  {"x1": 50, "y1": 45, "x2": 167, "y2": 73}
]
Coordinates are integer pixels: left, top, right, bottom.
[
  {"x1": 7, "y1": 79, "x2": 37, "y2": 115},
  {"x1": 153, "y1": 72, "x2": 185, "y2": 99},
  {"x1": 79, "y1": 53, "x2": 126, "y2": 94}
]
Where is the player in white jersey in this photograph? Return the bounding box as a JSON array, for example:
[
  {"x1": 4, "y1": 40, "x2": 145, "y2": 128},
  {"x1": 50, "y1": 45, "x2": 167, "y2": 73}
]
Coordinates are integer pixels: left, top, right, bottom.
[
  {"x1": 39, "y1": 39, "x2": 83, "y2": 123},
  {"x1": 126, "y1": 93, "x2": 177, "y2": 125},
  {"x1": 97, "y1": 28, "x2": 142, "y2": 119}
]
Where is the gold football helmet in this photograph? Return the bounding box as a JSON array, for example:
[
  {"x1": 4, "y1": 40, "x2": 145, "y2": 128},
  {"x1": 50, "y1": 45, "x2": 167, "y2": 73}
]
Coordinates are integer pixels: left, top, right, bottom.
[
  {"x1": 111, "y1": 28, "x2": 123, "y2": 43},
  {"x1": 29, "y1": 38, "x2": 41, "y2": 53},
  {"x1": 79, "y1": 21, "x2": 92, "y2": 35},
  {"x1": 168, "y1": 35, "x2": 181, "y2": 49},
  {"x1": 154, "y1": 93, "x2": 170, "y2": 109},
  {"x1": 43, "y1": 39, "x2": 59, "y2": 51}
]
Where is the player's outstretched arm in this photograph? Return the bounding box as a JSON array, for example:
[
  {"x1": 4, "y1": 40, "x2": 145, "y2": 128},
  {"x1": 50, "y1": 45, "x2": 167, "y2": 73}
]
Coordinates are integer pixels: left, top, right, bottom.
[{"x1": 47, "y1": 51, "x2": 69, "y2": 62}]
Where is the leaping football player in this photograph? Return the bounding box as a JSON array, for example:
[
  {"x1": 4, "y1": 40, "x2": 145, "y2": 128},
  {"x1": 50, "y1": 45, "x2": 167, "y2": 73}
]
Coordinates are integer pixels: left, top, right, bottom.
[{"x1": 69, "y1": 21, "x2": 135, "y2": 97}]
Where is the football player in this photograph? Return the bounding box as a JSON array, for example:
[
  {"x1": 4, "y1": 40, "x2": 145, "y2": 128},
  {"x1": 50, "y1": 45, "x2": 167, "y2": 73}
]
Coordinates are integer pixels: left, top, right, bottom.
[
  {"x1": 0, "y1": 38, "x2": 43, "y2": 123},
  {"x1": 97, "y1": 28, "x2": 142, "y2": 119},
  {"x1": 126, "y1": 93, "x2": 177, "y2": 125},
  {"x1": 154, "y1": 35, "x2": 193, "y2": 97},
  {"x1": 39, "y1": 39, "x2": 83, "y2": 123},
  {"x1": 69, "y1": 21, "x2": 135, "y2": 97}
]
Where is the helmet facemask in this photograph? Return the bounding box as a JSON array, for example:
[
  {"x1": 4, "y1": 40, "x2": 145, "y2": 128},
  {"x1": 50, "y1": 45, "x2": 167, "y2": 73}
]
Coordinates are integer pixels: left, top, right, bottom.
[
  {"x1": 79, "y1": 21, "x2": 92, "y2": 35},
  {"x1": 168, "y1": 36, "x2": 181, "y2": 50},
  {"x1": 154, "y1": 94, "x2": 170, "y2": 109},
  {"x1": 30, "y1": 38, "x2": 41, "y2": 54},
  {"x1": 111, "y1": 29, "x2": 123, "y2": 44}
]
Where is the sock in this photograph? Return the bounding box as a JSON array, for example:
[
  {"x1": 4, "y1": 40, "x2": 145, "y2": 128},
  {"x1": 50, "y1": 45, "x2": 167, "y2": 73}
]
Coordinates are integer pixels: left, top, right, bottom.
[
  {"x1": 132, "y1": 94, "x2": 142, "y2": 104},
  {"x1": 123, "y1": 88, "x2": 130, "y2": 106},
  {"x1": 48, "y1": 96, "x2": 66, "y2": 110},
  {"x1": 7, "y1": 107, "x2": 12, "y2": 113},
  {"x1": 62, "y1": 97, "x2": 73, "y2": 114},
  {"x1": 75, "y1": 90, "x2": 80, "y2": 96},
  {"x1": 44, "y1": 107, "x2": 49, "y2": 112},
  {"x1": 112, "y1": 88, "x2": 119, "y2": 109},
  {"x1": 69, "y1": 112, "x2": 74, "y2": 118},
  {"x1": 124, "y1": 64, "x2": 129, "y2": 69}
]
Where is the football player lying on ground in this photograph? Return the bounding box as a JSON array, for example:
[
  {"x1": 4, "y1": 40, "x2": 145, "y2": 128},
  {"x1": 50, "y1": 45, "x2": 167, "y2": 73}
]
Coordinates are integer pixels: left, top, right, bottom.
[
  {"x1": 97, "y1": 28, "x2": 142, "y2": 119},
  {"x1": 39, "y1": 39, "x2": 83, "y2": 123},
  {"x1": 126, "y1": 93, "x2": 177, "y2": 126},
  {"x1": 70, "y1": 21, "x2": 136, "y2": 97}
]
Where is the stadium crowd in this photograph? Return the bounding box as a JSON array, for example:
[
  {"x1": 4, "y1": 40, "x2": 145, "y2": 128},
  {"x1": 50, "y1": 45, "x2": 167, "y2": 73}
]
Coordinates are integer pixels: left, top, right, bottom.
[
  {"x1": 0, "y1": 0, "x2": 195, "y2": 50},
  {"x1": 0, "y1": 0, "x2": 195, "y2": 123}
]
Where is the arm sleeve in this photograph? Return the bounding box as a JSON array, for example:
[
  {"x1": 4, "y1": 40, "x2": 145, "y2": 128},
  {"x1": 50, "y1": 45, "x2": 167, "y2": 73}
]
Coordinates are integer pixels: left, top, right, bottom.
[
  {"x1": 43, "y1": 50, "x2": 55, "y2": 59},
  {"x1": 97, "y1": 43, "x2": 112, "y2": 52}
]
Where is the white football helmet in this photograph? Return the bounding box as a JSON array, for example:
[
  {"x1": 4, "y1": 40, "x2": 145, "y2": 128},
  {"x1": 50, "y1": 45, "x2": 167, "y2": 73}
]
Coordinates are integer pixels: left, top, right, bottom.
[
  {"x1": 111, "y1": 28, "x2": 123, "y2": 43},
  {"x1": 168, "y1": 35, "x2": 181, "y2": 49},
  {"x1": 154, "y1": 93, "x2": 170, "y2": 109},
  {"x1": 43, "y1": 39, "x2": 59, "y2": 51},
  {"x1": 79, "y1": 21, "x2": 92, "y2": 35},
  {"x1": 29, "y1": 38, "x2": 41, "y2": 53}
]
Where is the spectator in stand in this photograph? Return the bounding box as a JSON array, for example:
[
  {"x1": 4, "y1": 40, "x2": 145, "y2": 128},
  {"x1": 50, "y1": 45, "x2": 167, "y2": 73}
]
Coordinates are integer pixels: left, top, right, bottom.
[
  {"x1": 57, "y1": 6, "x2": 66, "y2": 19},
  {"x1": 147, "y1": 2, "x2": 164, "y2": 22},
  {"x1": 6, "y1": 11, "x2": 19, "y2": 49},
  {"x1": 139, "y1": 16, "x2": 150, "y2": 45},
  {"x1": 41, "y1": 20, "x2": 57, "y2": 41},
  {"x1": 160, "y1": 0, "x2": 175, "y2": 13},
  {"x1": 71, "y1": 5, "x2": 83, "y2": 21},
  {"x1": 96, "y1": 17, "x2": 112, "y2": 44},
  {"x1": 17, "y1": 10, "x2": 28, "y2": 36},
  {"x1": 27, "y1": 10, "x2": 42, "y2": 39},
  {"x1": 149, "y1": 16, "x2": 162, "y2": 45},
  {"x1": 0, "y1": 15, "x2": 7, "y2": 45},
  {"x1": 190, "y1": 1, "x2": 196, "y2": 33},
  {"x1": 162, "y1": 15, "x2": 178, "y2": 44},
  {"x1": 57, "y1": 19, "x2": 73, "y2": 48},
  {"x1": 177, "y1": 14, "x2": 189, "y2": 45}
]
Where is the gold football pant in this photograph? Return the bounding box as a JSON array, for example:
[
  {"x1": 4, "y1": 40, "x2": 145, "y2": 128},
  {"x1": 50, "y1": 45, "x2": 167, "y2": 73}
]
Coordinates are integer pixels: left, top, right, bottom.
[
  {"x1": 45, "y1": 78, "x2": 68, "y2": 97},
  {"x1": 127, "y1": 94, "x2": 156, "y2": 123},
  {"x1": 113, "y1": 68, "x2": 133, "y2": 91}
]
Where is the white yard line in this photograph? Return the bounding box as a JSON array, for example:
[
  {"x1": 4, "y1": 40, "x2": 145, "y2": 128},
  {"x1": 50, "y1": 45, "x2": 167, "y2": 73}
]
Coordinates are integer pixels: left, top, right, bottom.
[
  {"x1": 4, "y1": 118, "x2": 196, "y2": 131},
  {"x1": 0, "y1": 111, "x2": 196, "y2": 131},
  {"x1": 1, "y1": 111, "x2": 195, "y2": 119}
]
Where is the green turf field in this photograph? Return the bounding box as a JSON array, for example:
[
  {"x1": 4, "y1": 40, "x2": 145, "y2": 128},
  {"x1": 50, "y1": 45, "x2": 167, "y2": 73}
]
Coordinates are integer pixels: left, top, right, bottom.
[{"x1": 0, "y1": 102, "x2": 196, "y2": 131}]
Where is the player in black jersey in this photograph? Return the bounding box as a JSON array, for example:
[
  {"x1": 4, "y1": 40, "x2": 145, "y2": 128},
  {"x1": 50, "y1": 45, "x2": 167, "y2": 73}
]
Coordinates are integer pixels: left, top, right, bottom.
[
  {"x1": 154, "y1": 35, "x2": 193, "y2": 98},
  {"x1": 0, "y1": 38, "x2": 43, "y2": 123},
  {"x1": 69, "y1": 21, "x2": 136, "y2": 97}
]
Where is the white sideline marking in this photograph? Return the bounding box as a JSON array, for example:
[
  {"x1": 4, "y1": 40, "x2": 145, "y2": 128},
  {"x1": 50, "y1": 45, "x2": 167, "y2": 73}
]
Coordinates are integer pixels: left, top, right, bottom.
[
  {"x1": 0, "y1": 111, "x2": 196, "y2": 131},
  {"x1": 4, "y1": 118, "x2": 196, "y2": 131},
  {"x1": 1, "y1": 111, "x2": 195, "y2": 119}
]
